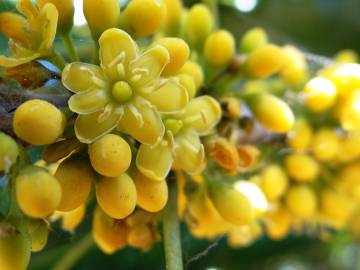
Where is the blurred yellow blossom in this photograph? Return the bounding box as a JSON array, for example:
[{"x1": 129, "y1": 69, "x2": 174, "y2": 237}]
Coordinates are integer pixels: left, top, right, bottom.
[{"x1": 0, "y1": 0, "x2": 58, "y2": 67}]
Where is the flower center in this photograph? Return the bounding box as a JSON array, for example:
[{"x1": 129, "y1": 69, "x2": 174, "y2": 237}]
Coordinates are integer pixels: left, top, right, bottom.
[
  {"x1": 112, "y1": 81, "x2": 133, "y2": 103},
  {"x1": 164, "y1": 118, "x2": 183, "y2": 136}
]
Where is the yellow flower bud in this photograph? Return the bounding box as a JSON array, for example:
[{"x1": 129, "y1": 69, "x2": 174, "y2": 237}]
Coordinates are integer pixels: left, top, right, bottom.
[
  {"x1": 260, "y1": 165, "x2": 288, "y2": 201},
  {"x1": 179, "y1": 61, "x2": 204, "y2": 89},
  {"x1": 303, "y1": 77, "x2": 337, "y2": 112},
  {"x1": 133, "y1": 171, "x2": 168, "y2": 212},
  {"x1": 152, "y1": 38, "x2": 190, "y2": 76},
  {"x1": 285, "y1": 185, "x2": 317, "y2": 219},
  {"x1": 186, "y1": 4, "x2": 213, "y2": 48},
  {"x1": 204, "y1": 30, "x2": 235, "y2": 66},
  {"x1": 92, "y1": 207, "x2": 128, "y2": 254},
  {"x1": 125, "y1": 209, "x2": 153, "y2": 227},
  {"x1": 286, "y1": 118, "x2": 313, "y2": 151},
  {"x1": 0, "y1": 132, "x2": 18, "y2": 172},
  {"x1": 208, "y1": 178, "x2": 255, "y2": 225},
  {"x1": 334, "y1": 49, "x2": 359, "y2": 64},
  {"x1": 13, "y1": 99, "x2": 66, "y2": 145},
  {"x1": 177, "y1": 74, "x2": 196, "y2": 99},
  {"x1": 285, "y1": 153, "x2": 319, "y2": 182},
  {"x1": 336, "y1": 132, "x2": 360, "y2": 163},
  {"x1": 163, "y1": 0, "x2": 182, "y2": 27},
  {"x1": 338, "y1": 90, "x2": 360, "y2": 131},
  {"x1": 0, "y1": 231, "x2": 31, "y2": 270},
  {"x1": 245, "y1": 44, "x2": 284, "y2": 78},
  {"x1": 61, "y1": 204, "x2": 86, "y2": 232},
  {"x1": 83, "y1": 0, "x2": 120, "y2": 40},
  {"x1": 250, "y1": 94, "x2": 294, "y2": 133},
  {"x1": 338, "y1": 163, "x2": 360, "y2": 201},
  {"x1": 320, "y1": 189, "x2": 353, "y2": 228},
  {"x1": 38, "y1": 0, "x2": 74, "y2": 33},
  {"x1": 240, "y1": 27, "x2": 268, "y2": 53},
  {"x1": 96, "y1": 174, "x2": 137, "y2": 219},
  {"x1": 55, "y1": 156, "x2": 94, "y2": 211},
  {"x1": 16, "y1": 166, "x2": 62, "y2": 218},
  {"x1": 220, "y1": 97, "x2": 242, "y2": 120},
  {"x1": 28, "y1": 219, "x2": 49, "y2": 252},
  {"x1": 123, "y1": 0, "x2": 166, "y2": 38},
  {"x1": 127, "y1": 224, "x2": 154, "y2": 251},
  {"x1": 0, "y1": 12, "x2": 28, "y2": 44},
  {"x1": 265, "y1": 207, "x2": 291, "y2": 240},
  {"x1": 328, "y1": 63, "x2": 360, "y2": 97},
  {"x1": 280, "y1": 45, "x2": 308, "y2": 86},
  {"x1": 312, "y1": 129, "x2": 339, "y2": 161},
  {"x1": 88, "y1": 134, "x2": 132, "y2": 177}
]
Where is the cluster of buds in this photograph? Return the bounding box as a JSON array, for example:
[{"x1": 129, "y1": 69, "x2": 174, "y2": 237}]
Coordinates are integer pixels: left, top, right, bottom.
[{"x1": 0, "y1": 0, "x2": 360, "y2": 269}]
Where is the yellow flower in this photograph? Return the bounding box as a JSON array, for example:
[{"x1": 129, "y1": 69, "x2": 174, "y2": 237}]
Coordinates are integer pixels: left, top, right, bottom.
[
  {"x1": 62, "y1": 28, "x2": 189, "y2": 144},
  {"x1": 136, "y1": 96, "x2": 221, "y2": 180},
  {"x1": 0, "y1": 0, "x2": 58, "y2": 67}
]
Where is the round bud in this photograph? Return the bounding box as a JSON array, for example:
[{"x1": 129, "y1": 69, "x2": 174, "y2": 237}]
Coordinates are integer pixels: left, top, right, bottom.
[
  {"x1": 28, "y1": 219, "x2": 49, "y2": 252},
  {"x1": 285, "y1": 153, "x2": 319, "y2": 182},
  {"x1": 186, "y1": 4, "x2": 213, "y2": 48},
  {"x1": 0, "y1": 132, "x2": 18, "y2": 172},
  {"x1": 83, "y1": 0, "x2": 120, "y2": 40},
  {"x1": 312, "y1": 129, "x2": 339, "y2": 161},
  {"x1": 16, "y1": 166, "x2": 62, "y2": 218},
  {"x1": 303, "y1": 77, "x2": 337, "y2": 112},
  {"x1": 55, "y1": 156, "x2": 94, "y2": 211},
  {"x1": 163, "y1": 0, "x2": 182, "y2": 30},
  {"x1": 260, "y1": 164, "x2": 288, "y2": 201},
  {"x1": 245, "y1": 44, "x2": 284, "y2": 78},
  {"x1": 88, "y1": 134, "x2": 132, "y2": 177},
  {"x1": 38, "y1": 0, "x2": 74, "y2": 34},
  {"x1": 265, "y1": 208, "x2": 291, "y2": 240},
  {"x1": 152, "y1": 38, "x2": 190, "y2": 76},
  {"x1": 177, "y1": 74, "x2": 196, "y2": 99},
  {"x1": 251, "y1": 94, "x2": 294, "y2": 133},
  {"x1": 286, "y1": 118, "x2": 313, "y2": 151},
  {"x1": 0, "y1": 231, "x2": 31, "y2": 270},
  {"x1": 92, "y1": 207, "x2": 128, "y2": 254},
  {"x1": 133, "y1": 171, "x2": 168, "y2": 212},
  {"x1": 124, "y1": 0, "x2": 166, "y2": 37},
  {"x1": 240, "y1": 27, "x2": 268, "y2": 53},
  {"x1": 204, "y1": 30, "x2": 235, "y2": 66},
  {"x1": 280, "y1": 45, "x2": 308, "y2": 86},
  {"x1": 179, "y1": 61, "x2": 204, "y2": 89},
  {"x1": 285, "y1": 185, "x2": 317, "y2": 218},
  {"x1": 334, "y1": 49, "x2": 359, "y2": 64},
  {"x1": 96, "y1": 174, "x2": 137, "y2": 219},
  {"x1": 61, "y1": 204, "x2": 86, "y2": 232},
  {"x1": 127, "y1": 224, "x2": 153, "y2": 251},
  {"x1": 208, "y1": 179, "x2": 255, "y2": 225},
  {"x1": 13, "y1": 99, "x2": 66, "y2": 145}
]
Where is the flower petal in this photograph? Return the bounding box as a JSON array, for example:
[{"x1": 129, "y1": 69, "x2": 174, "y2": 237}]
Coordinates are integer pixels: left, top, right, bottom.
[
  {"x1": 75, "y1": 107, "x2": 123, "y2": 144},
  {"x1": 62, "y1": 63, "x2": 106, "y2": 93},
  {"x1": 118, "y1": 100, "x2": 164, "y2": 145},
  {"x1": 129, "y1": 45, "x2": 169, "y2": 88},
  {"x1": 0, "y1": 12, "x2": 28, "y2": 45},
  {"x1": 136, "y1": 142, "x2": 173, "y2": 181},
  {"x1": 17, "y1": 0, "x2": 37, "y2": 20},
  {"x1": 99, "y1": 28, "x2": 138, "y2": 83},
  {"x1": 38, "y1": 3, "x2": 58, "y2": 52},
  {"x1": 69, "y1": 89, "x2": 109, "y2": 115},
  {"x1": 0, "y1": 53, "x2": 39, "y2": 68},
  {"x1": 181, "y1": 96, "x2": 222, "y2": 135},
  {"x1": 142, "y1": 78, "x2": 189, "y2": 113},
  {"x1": 174, "y1": 129, "x2": 206, "y2": 175}
]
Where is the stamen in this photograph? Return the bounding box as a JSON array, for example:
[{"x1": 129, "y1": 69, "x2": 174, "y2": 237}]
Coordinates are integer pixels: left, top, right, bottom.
[
  {"x1": 131, "y1": 74, "x2": 142, "y2": 83},
  {"x1": 97, "y1": 104, "x2": 113, "y2": 123},
  {"x1": 166, "y1": 131, "x2": 175, "y2": 151},
  {"x1": 183, "y1": 114, "x2": 203, "y2": 125},
  {"x1": 117, "y1": 63, "x2": 125, "y2": 78},
  {"x1": 108, "y1": 51, "x2": 126, "y2": 68},
  {"x1": 128, "y1": 104, "x2": 144, "y2": 128},
  {"x1": 132, "y1": 67, "x2": 149, "y2": 75}
]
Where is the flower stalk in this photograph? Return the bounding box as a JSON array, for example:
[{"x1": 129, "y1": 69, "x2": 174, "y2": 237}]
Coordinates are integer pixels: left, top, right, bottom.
[{"x1": 163, "y1": 181, "x2": 183, "y2": 270}]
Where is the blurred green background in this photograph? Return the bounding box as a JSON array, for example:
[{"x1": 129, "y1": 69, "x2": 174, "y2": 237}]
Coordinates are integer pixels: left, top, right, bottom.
[{"x1": 1, "y1": 0, "x2": 360, "y2": 269}]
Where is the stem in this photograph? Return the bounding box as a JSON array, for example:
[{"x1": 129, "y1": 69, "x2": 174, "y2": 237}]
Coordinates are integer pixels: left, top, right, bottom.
[
  {"x1": 51, "y1": 233, "x2": 94, "y2": 270},
  {"x1": 61, "y1": 32, "x2": 79, "y2": 62},
  {"x1": 49, "y1": 50, "x2": 66, "y2": 70},
  {"x1": 202, "y1": 0, "x2": 219, "y2": 28},
  {"x1": 92, "y1": 42, "x2": 99, "y2": 65},
  {"x1": 163, "y1": 182, "x2": 183, "y2": 270}
]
